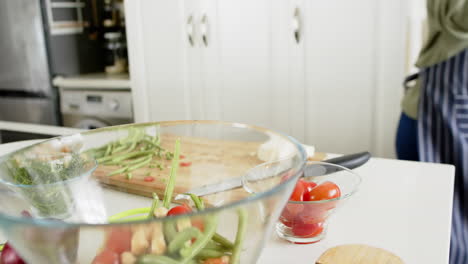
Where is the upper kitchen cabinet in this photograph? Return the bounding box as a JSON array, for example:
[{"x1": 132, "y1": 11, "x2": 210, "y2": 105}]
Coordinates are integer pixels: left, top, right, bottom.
[
  {"x1": 126, "y1": 0, "x2": 189, "y2": 122},
  {"x1": 303, "y1": 0, "x2": 377, "y2": 153},
  {"x1": 126, "y1": 0, "x2": 305, "y2": 138},
  {"x1": 126, "y1": 0, "x2": 406, "y2": 156}
]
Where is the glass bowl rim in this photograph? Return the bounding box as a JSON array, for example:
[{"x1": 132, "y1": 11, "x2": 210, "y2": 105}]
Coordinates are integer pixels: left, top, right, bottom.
[
  {"x1": 0, "y1": 120, "x2": 307, "y2": 228},
  {"x1": 287, "y1": 161, "x2": 362, "y2": 204}
]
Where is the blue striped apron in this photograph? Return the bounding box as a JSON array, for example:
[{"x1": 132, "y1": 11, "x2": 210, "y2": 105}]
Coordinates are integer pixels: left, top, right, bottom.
[{"x1": 418, "y1": 48, "x2": 468, "y2": 263}]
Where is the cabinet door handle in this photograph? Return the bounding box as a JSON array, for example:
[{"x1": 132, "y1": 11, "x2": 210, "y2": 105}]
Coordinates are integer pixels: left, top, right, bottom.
[
  {"x1": 293, "y1": 7, "x2": 302, "y2": 44},
  {"x1": 187, "y1": 14, "x2": 195, "y2": 46},
  {"x1": 200, "y1": 14, "x2": 208, "y2": 47}
]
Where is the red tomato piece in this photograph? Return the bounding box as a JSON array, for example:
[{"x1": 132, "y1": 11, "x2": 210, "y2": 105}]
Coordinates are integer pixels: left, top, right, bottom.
[
  {"x1": 302, "y1": 181, "x2": 318, "y2": 201},
  {"x1": 303, "y1": 181, "x2": 341, "y2": 201},
  {"x1": 106, "y1": 227, "x2": 132, "y2": 254},
  {"x1": 92, "y1": 249, "x2": 119, "y2": 264},
  {"x1": 303, "y1": 181, "x2": 318, "y2": 192},
  {"x1": 167, "y1": 205, "x2": 192, "y2": 216},
  {"x1": 291, "y1": 221, "x2": 324, "y2": 237},
  {"x1": 203, "y1": 257, "x2": 228, "y2": 264},
  {"x1": 180, "y1": 161, "x2": 192, "y2": 167},
  {"x1": 192, "y1": 218, "x2": 205, "y2": 231},
  {"x1": 290, "y1": 180, "x2": 306, "y2": 201},
  {"x1": 180, "y1": 155, "x2": 186, "y2": 159},
  {"x1": 144, "y1": 176, "x2": 155, "y2": 182},
  {"x1": 0, "y1": 243, "x2": 25, "y2": 264}
]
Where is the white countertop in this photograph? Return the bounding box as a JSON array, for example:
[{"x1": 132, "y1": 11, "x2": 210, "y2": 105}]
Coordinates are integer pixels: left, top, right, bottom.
[
  {"x1": 53, "y1": 73, "x2": 131, "y2": 89},
  {"x1": 0, "y1": 121, "x2": 85, "y2": 137},
  {"x1": 0, "y1": 141, "x2": 455, "y2": 264}
]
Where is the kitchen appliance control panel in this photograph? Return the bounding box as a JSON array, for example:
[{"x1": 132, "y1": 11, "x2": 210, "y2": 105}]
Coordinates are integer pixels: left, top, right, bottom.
[{"x1": 60, "y1": 89, "x2": 133, "y2": 119}]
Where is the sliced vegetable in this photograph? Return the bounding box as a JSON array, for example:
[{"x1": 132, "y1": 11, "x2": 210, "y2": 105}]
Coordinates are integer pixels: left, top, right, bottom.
[
  {"x1": 162, "y1": 139, "x2": 181, "y2": 208},
  {"x1": 92, "y1": 249, "x2": 119, "y2": 264},
  {"x1": 180, "y1": 215, "x2": 219, "y2": 263},
  {"x1": 144, "y1": 176, "x2": 155, "y2": 182},
  {"x1": 230, "y1": 209, "x2": 247, "y2": 264},
  {"x1": 180, "y1": 161, "x2": 192, "y2": 167},
  {"x1": 196, "y1": 248, "x2": 227, "y2": 259},
  {"x1": 168, "y1": 227, "x2": 202, "y2": 255},
  {"x1": 106, "y1": 227, "x2": 132, "y2": 254}
]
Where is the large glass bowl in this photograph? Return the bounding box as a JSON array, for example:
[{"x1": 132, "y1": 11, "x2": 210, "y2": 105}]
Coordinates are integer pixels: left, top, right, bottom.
[{"x1": 0, "y1": 121, "x2": 306, "y2": 264}]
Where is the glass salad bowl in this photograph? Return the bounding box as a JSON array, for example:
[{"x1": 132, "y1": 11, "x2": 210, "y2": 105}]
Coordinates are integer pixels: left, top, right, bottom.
[{"x1": 0, "y1": 121, "x2": 307, "y2": 264}]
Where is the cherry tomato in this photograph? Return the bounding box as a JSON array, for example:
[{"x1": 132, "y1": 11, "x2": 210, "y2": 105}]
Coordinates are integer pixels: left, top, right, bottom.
[
  {"x1": 106, "y1": 227, "x2": 132, "y2": 254},
  {"x1": 289, "y1": 180, "x2": 306, "y2": 201},
  {"x1": 203, "y1": 257, "x2": 229, "y2": 264},
  {"x1": 303, "y1": 181, "x2": 318, "y2": 193},
  {"x1": 144, "y1": 176, "x2": 155, "y2": 182},
  {"x1": 167, "y1": 204, "x2": 192, "y2": 216},
  {"x1": 303, "y1": 181, "x2": 341, "y2": 201},
  {"x1": 0, "y1": 243, "x2": 25, "y2": 264},
  {"x1": 291, "y1": 221, "x2": 324, "y2": 237},
  {"x1": 92, "y1": 249, "x2": 119, "y2": 264},
  {"x1": 180, "y1": 161, "x2": 192, "y2": 167},
  {"x1": 280, "y1": 208, "x2": 294, "y2": 227}
]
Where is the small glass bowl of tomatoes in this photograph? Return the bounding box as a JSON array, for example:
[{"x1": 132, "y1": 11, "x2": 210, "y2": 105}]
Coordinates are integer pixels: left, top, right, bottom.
[{"x1": 276, "y1": 161, "x2": 361, "y2": 244}]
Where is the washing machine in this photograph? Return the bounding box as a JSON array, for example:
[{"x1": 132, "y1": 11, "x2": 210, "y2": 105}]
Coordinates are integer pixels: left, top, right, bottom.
[{"x1": 60, "y1": 88, "x2": 133, "y2": 129}]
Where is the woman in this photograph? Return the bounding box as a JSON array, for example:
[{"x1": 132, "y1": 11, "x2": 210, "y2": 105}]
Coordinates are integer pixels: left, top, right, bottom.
[{"x1": 396, "y1": 0, "x2": 468, "y2": 263}]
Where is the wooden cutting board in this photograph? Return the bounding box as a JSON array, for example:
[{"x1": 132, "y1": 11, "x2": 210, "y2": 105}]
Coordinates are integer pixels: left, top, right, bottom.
[
  {"x1": 92, "y1": 134, "x2": 264, "y2": 202},
  {"x1": 316, "y1": 244, "x2": 404, "y2": 264},
  {"x1": 92, "y1": 133, "x2": 326, "y2": 203}
]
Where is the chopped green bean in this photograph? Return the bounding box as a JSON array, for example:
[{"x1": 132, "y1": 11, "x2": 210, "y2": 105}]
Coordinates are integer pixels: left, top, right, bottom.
[
  {"x1": 162, "y1": 139, "x2": 181, "y2": 208},
  {"x1": 108, "y1": 207, "x2": 150, "y2": 222},
  {"x1": 212, "y1": 233, "x2": 234, "y2": 250},
  {"x1": 109, "y1": 215, "x2": 148, "y2": 223},
  {"x1": 230, "y1": 209, "x2": 248, "y2": 264},
  {"x1": 204, "y1": 240, "x2": 230, "y2": 252},
  {"x1": 163, "y1": 221, "x2": 178, "y2": 243},
  {"x1": 112, "y1": 150, "x2": 153, "y2": 163},
  {"x1": 196, "y1": 248, "x2": 228, "y2": 259},
  {"x1": 112, "y1": 143, "x2": 128, "y2": 154},
  {"x1": 137, "y1": 255, "x2": 179, "y2": 264},
  {"x1": 127, "y1": 155, "x2": 153, "y2": 171},
  {"x1": 188, "y1": 193, "x2": 204, "y2": 210},
  {"x1": 125, "y1": 155, "x2": 150, "y2": 165},
  {"x1": 107, "y1": 166, "x2": 129, "y2": 176},
  {"x1": 168, "y1": 227, "x2": 202, "y2": 255},
  {"x1": 126, "y1": 173, "x2": 133, "y2": 180},
  {"x1": 180, "y1": 215, "x2": 219, "y2": 263},
  {"x1": 147, "y1": 193, "x2": 160, "y2": 219},
  {"x1": 104, "y1": 143, "x2": 113, "y2": 156}
]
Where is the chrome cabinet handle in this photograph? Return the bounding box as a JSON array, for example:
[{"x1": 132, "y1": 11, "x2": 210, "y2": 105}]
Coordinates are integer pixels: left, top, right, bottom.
[
  {"x1": 187, "y1": 15, "x2": 194, "y2": 46},
  {"x1": 200, "y1": 14, "x2": 208, "y2": 47},
  {"x1": 293, "y1": 7, "x2": 302, "y2": 44}
]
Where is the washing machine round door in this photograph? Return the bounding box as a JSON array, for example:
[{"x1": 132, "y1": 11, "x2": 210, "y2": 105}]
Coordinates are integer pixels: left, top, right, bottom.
[{"x1": 74, "y1": 119, "x2": 110, "y2": 130}]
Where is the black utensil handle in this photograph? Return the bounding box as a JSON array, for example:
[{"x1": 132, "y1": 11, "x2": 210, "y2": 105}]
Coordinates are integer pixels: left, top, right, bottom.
[{"x1": 323, "y1": 151, "x2": 371, "y2": 170}]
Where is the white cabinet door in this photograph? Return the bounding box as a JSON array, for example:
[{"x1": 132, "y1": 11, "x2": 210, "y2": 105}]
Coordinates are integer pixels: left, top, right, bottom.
[
  {"x1": 127, "y1": 0, "x2": 201, "y2": 122},
  {"x1": 215, "y1": 0, "x2": 279, "y2": 130},
  {"x1": 199, "y1": 0, "x2": 221, "y2": 121},
  {"x1": 270, "y1": 0, "x2": 306, "y2": 141},
  {"x1": 303, "y1": 0, "x2": 376, "y2": 153}
]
